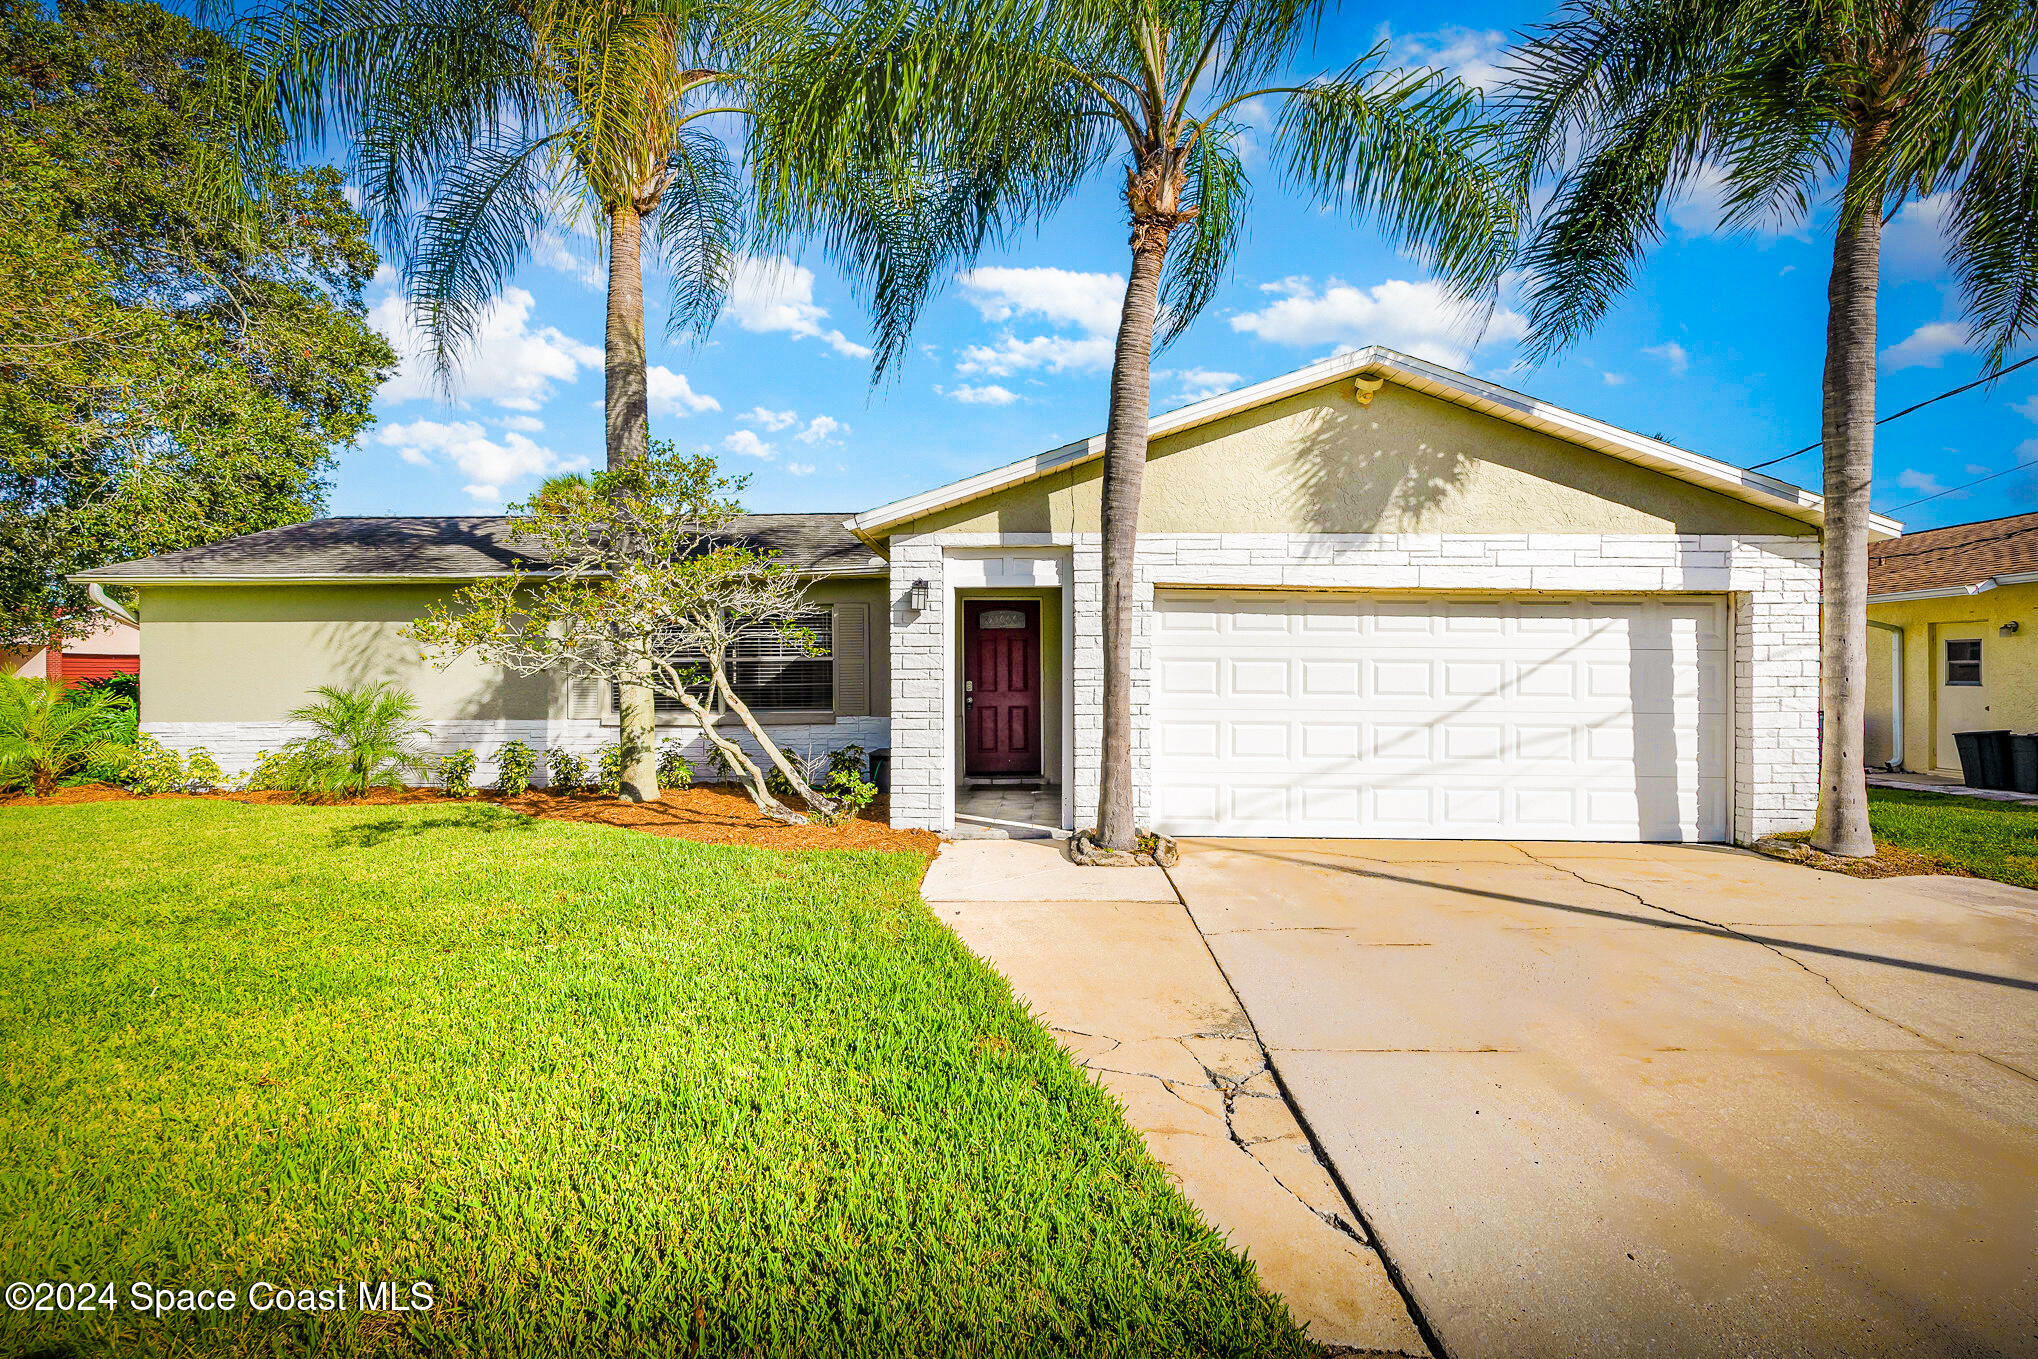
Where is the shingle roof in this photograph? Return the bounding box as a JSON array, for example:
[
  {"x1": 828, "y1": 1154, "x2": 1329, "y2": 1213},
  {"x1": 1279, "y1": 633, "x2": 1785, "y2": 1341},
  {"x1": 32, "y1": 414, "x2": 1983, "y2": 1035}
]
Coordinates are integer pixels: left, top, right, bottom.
[
  {"x1": 1868, "y1": 512, "x2": 2038, "y2": 596},
  {"x1": 74, "y1": 514, "x2": 884, "y2": 582}
]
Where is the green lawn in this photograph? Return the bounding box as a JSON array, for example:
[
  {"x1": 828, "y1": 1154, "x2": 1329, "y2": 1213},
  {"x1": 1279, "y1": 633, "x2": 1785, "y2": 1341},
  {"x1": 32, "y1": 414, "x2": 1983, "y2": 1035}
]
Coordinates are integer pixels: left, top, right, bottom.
[
  {"x1": 0, "y1": 800, "x2": 1310, "y2": 1357},
  {"x1": 1868, "y1": 787, "x2": 2038, "y2": 888}
]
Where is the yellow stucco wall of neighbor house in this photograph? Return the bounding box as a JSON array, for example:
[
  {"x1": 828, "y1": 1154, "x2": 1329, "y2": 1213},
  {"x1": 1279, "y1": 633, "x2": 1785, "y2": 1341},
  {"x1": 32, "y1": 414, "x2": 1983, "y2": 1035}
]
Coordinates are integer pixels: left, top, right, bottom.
[
  {"x1": 893, "y1": 384, "x2": 1818, "y2": 540},
  {"x1": 137, "y1": 577, "x2": 891, "y2": 725},
  {"x1": 1867, "y1": 582, "x2": 2038, "y2": 774}
]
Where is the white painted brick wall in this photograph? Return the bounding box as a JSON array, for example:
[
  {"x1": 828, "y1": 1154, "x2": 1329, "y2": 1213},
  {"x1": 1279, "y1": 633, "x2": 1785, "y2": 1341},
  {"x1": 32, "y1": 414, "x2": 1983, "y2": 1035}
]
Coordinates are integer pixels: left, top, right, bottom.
[
  {"x1": 890, "y1": 530, "x2": 1822, "y2": 843},
  {"x1": 144, "y1": 716, "x2": 891, "y2": 789}
]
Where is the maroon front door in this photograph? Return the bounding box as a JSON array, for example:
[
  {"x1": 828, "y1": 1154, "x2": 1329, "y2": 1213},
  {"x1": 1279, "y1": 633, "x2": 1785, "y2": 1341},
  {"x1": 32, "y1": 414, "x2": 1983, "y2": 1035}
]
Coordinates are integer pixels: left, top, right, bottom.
[{"x1": 965, "y1": 600, "x2": 1041, "y2": 776}]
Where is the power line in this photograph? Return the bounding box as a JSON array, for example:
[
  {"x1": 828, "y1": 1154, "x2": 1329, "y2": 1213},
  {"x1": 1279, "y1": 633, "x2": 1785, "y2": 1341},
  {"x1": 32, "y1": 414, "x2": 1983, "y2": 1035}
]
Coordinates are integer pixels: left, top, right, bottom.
[
  {"x1": 1884, "y1": 453, "x2": 2038, "y2": 514},
  {"x1": 1745, "y1": 352, "x2": 2038, "y2": 472}
]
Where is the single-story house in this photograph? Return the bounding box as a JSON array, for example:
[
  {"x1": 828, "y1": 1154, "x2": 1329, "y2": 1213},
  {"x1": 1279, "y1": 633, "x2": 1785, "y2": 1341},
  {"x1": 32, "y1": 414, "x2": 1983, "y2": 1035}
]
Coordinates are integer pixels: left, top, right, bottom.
[
  {"x1": 76, "y1": 346, "x2": 1894, "y2": 845},
  {"x1": 2, "y1": 607, "x2": 141, "y2": 686},
  {"x1": 1866, "y1": 511, "x2": 2038, "y2": 775}
]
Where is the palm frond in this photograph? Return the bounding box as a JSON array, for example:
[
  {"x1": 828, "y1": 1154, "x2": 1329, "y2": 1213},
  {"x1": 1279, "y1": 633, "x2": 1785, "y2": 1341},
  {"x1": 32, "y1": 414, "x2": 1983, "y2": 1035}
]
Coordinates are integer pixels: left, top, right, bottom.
[
  {"x1": 652, "y1": 126, "x2": 743, "y2": 339},
  {"x1": 1157, "y1": 118, "x2": 1249, "y2": 347}
]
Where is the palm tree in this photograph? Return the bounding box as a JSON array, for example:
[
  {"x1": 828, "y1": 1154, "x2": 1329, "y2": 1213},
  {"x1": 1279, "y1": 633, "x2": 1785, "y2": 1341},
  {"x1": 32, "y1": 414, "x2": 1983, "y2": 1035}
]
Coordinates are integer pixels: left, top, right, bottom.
[
  {"x1": 758, "y1": 0, "x2": 1516, "y2": 851},
  {"x1": 1498, "y1": 0, "x2": 2038, "y2": 856},
  {"x1": 234, "y1": 0, "x2": 753, "y2": 802}
]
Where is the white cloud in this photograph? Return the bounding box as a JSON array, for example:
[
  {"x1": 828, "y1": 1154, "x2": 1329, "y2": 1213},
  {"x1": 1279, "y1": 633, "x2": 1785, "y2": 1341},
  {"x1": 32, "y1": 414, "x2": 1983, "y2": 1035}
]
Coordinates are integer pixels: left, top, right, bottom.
[
  {"x1": 646, "y1": 366, "x2": 720, "y2": 417},
  {"x1": 1883, "y1": 194, "x2": 1953, "y2": 281},
  {"x1": 1895, "y1": 468, "x2": 1948, "y2": 496},
  {"x1": 1881, "y1": 321, "x2": 1970, "y2": 370},
  {"x1": 1603, "y1": 371, "x2": 1629, "y2": 386},
  {"x1": 959, "y1": 267, "x2": 1125, "y2": 337},
  {"x1": 1160, "y1": 367, "x2": 1245, "y2": 403},
  {"x1": 1227, "y1": 276, "x2": 1526, "y2": 365},
  {"x1": 370, "y1": 286, "x2": 602, "y2": 412},
  {"x1": 1967, "y1": 462, "x2": 1994, "y2": 475},
  {"x1": 787, "y1": 462, "x2": 816, "y2": 476},
  {"x1": 375, "y1": 418, "x2": 586, "y2": 504},
  {"x1": 533, "y1": 226, "x2": 607, "y2": 289},
  {"x1": 725, "y1": 255, "x2": 871, "y2": 358},
  {"x1": 1382, "y1": 24, "x2": 1509, "y2": 89},
  {"x1": 740, "y1": 407, "x2": 799, "y2": 431},
  {"x1": 722, "y1": 429, "x2": 776, "y2": 459},
  {"x1": 497, "y1": 414, "x2": 545, "y2": 433},
  {"x1": 1642, "y1": 341, "x2": 1690, "y2": 376},
  {"x1": 957, "y1": 334, "x2": 1116, "y2": 376},
  {"x1": 796, "y1": 414, "x2": 846, "y2": 445},
  {"x1": 951, "y1": 383, "x2": 1019, "y2": 405}
]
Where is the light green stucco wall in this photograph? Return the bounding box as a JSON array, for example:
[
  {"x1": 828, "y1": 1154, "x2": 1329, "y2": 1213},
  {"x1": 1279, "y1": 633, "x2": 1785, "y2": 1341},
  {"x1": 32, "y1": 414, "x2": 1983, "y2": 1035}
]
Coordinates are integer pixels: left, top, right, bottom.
[
  {"x1": 139, "y1": 576, "x2": 891, "y2": 725},
  {"x1": 1868, "y1": 584, "x2": 2038, "y2": 773},
  {"x1": 895, "y1": 384, "x2": 1816, "y2": 539}
]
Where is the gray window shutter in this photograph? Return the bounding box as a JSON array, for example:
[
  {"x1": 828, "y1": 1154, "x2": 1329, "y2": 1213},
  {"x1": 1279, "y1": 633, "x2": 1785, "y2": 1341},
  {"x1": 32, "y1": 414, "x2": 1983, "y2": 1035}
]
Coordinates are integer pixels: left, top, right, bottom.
[
  {"x1": 566, "y1": 671, "x2": 606, "y2": 720},
  {"x1": 832, "y1": 602, "x2": 869, "y2": 716}
]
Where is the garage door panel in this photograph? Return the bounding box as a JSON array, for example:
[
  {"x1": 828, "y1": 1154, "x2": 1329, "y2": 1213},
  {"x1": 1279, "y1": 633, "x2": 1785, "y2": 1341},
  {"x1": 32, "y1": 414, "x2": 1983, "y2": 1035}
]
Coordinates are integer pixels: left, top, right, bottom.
[{"x1": 1151, "y1": 591, "x2": 1730, "y2": 842}]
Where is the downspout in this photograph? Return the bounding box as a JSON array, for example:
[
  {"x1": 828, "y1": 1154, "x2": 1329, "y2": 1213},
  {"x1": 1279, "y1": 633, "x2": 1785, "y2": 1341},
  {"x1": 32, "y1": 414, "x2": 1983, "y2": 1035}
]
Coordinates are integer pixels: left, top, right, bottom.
[
  {"x1": 85, "y1": 583, "x2": 138, "y2": 627},
  {"x1": 1867, "y1": 619, "x2": 1903, "y2": 770}
]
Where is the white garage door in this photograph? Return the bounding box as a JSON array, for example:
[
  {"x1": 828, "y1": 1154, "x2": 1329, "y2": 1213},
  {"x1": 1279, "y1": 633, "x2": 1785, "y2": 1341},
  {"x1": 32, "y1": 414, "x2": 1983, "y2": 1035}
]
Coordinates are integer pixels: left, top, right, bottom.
[{"x1": 1151, "y1": 591, "x2": 1729, "y2": 841}]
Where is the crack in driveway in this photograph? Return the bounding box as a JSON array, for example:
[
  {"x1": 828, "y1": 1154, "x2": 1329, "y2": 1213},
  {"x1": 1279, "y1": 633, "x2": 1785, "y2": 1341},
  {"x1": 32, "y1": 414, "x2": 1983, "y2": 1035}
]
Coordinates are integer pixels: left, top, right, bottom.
[{"x1": 1513, "y1": 847, "x2": 2038, "y2": 1087}]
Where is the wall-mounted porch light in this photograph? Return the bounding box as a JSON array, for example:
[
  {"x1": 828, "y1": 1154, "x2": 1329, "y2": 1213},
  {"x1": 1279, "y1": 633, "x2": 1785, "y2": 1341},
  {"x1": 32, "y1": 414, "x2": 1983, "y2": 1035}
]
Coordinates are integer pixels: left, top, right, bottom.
[
  {"x1": 2002, "y1": 620, "x2": 2021, "y2": 636},
  {"x1": 909, "y1": 578, "x2": 930, "y2": 613}
]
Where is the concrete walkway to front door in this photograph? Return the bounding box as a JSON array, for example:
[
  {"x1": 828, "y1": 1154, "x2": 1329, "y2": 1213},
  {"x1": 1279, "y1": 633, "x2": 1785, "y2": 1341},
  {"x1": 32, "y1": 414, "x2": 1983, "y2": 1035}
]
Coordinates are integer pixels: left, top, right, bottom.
[
  {"x1": 1171, "y1": 839, "x2": 2038, "y2": 1359},
  {"x1": 923, "y1": 839, "x2": 1432, "y2": 1356}
]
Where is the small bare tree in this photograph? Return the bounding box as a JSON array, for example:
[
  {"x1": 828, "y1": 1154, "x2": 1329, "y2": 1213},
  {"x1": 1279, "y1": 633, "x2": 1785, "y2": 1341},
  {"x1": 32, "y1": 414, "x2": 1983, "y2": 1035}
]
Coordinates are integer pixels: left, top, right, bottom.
[{"x1": 409, "y1": 447, "x2": 844, "y2": 823}]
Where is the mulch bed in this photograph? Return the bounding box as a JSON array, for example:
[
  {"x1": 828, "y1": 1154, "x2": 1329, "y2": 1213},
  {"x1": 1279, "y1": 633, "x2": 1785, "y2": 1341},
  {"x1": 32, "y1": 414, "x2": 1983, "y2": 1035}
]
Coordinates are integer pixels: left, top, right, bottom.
[
  {"x1": 1, "y1": 783, "x2": 940, "y2": 857},
  {"x1": 1753, "y1": 834, "x2": 1974, "y2": 881}
]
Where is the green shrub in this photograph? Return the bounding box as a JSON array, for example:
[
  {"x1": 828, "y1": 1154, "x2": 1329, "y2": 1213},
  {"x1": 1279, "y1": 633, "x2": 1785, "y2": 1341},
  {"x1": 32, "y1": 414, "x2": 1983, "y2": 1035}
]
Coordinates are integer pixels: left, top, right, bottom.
[
  {"x1": 440, "y1": 748, "x2": 478, "y2": 797},
  {"x1": 656, "y1": 741, "x2": 694, "y2": 789},
  {"x1": 544, "y1": 747, "x2": 588, "y2": 792},
  {"x1": 273, "y1": 683, "x2": 431, "y2": 798},
  {"x1": 243, "y1": 748, "x2": 294, "y2": 792},
  {"x1": 702, "y1": 740, "x2": 737, "y2": 782},
  {"x1": 826, "y1": 743, "x2": 870, "y2": 782},
  {"x1": 595, "y1": 742, "x2": 624, "y2": 797},
  {"x1": 0, "y1": 679, "x2": 133, "y2": 796},
  {"x1": 764, "y1": 754, "x2": 808, "y2": 801},
  {"x1": 816, "y1": 767, "x2": 878, "y2": 826},
  {"x1": 184, "y1": 748, "x2": 225, "y2": 792},
  {"x1": 124, "y1": 734, "x2": 186, "y2": 795},
  {"x1": 494, "y1": 740, "x2": 537, "y2": 796}
]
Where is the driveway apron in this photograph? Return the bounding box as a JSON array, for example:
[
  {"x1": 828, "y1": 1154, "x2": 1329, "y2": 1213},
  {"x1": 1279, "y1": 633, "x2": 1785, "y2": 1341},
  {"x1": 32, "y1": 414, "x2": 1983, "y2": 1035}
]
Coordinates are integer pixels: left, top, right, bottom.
[{"x1": 1170, "y1": 839, "x2": 2038, "y2": 1359}]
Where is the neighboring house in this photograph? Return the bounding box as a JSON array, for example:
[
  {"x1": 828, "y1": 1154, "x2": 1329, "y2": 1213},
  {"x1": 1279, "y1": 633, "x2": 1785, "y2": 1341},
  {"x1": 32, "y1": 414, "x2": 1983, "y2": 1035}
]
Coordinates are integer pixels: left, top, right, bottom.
[
  {"x1": 74, "y1": 347, "x2": 1892, "y2": 845},
  {"x1": 1866, "y1": 511, "x2": 2038, "y2": 775},
  {"x1": 1, "y1": 609, "x2": 141, "y2": 686}
]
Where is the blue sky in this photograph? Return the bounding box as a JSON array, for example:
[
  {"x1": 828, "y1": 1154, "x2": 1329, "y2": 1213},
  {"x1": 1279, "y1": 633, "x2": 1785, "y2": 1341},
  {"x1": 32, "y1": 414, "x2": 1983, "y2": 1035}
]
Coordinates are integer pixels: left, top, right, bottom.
[{"x1": 330, "y1": 2, "x2": 2037, "y2": 533}]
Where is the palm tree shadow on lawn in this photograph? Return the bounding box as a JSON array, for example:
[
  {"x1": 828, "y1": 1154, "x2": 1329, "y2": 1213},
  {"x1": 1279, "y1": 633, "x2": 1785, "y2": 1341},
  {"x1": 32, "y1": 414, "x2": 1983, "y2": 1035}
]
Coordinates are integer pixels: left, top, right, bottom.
[{"x1": 327, "y1": 805, "x2": 531, "y2": 849}]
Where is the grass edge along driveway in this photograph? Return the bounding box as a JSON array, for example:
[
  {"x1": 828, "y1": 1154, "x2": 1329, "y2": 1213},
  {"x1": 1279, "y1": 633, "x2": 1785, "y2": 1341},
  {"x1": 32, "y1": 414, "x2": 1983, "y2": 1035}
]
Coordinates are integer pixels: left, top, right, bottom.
[
  {"x1": 0, "y1": 799, "x2": 1313, "y2": 1358},
  {"x1": 1866, "y1": 787, "x2": 2038, "y2": 889}
]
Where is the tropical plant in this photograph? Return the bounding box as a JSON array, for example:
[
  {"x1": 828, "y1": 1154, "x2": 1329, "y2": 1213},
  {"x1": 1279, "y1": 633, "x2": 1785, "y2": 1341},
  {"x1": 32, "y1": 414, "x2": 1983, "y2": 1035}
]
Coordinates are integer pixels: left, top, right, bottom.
[
  {"x1": 274, "y1": 683, "x2": 432, "y2": 798},
  {"x1": 440, "y1": 747, "x2": 479, "y2": 797},
  {"x1": 232, "y1": 0, "x2": 773, "y2": 800},
  {"x1": 495, "y1": 740, "x2": 538, "y2": 797},
  {"x1": 759, "y1": 0, "x2": 1517, "y2": 849},
  {"x1": 544, "y1": 748, "x2": 590, "y2": 792},
  {"x1": 0, "y1": 678, "x2": 132, "y2": 796},
  {"x1": 657, "y1": 740, "x2": 695, "y2": 789},
  {"x1": 1497, "y1": 0, "x2": 2038, "y2": 855},
  {"x1": 243, "y1": 747, "x2": 295, "y2": 792}
]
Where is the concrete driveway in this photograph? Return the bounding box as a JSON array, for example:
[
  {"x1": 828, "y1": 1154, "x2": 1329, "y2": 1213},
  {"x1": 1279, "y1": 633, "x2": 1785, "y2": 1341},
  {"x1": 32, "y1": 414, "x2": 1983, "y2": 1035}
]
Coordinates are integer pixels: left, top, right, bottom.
[{"x1": 1171, "y1": 840, "x2": 2038, "y2": 1359}]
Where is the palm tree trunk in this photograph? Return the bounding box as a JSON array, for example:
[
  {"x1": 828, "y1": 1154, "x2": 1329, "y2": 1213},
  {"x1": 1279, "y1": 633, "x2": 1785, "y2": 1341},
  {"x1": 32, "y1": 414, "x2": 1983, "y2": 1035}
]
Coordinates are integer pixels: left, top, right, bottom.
[
  {"x1": 1810, "y1": 127, "x2": 1884, "y2": 857},
  {"x1": 1095, "y1": 233, "x2": 1169, "y2": 851},
  {"x1": 607, "y1": 201, "x2": 658, "y2": 803}
]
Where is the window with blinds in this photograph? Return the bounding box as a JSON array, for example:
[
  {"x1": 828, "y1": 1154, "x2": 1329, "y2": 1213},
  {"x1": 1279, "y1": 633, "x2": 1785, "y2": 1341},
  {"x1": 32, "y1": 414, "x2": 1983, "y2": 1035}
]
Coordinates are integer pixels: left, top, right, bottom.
[{"x1": 616, "y1": 613, "x2": 834, "y2": 714}]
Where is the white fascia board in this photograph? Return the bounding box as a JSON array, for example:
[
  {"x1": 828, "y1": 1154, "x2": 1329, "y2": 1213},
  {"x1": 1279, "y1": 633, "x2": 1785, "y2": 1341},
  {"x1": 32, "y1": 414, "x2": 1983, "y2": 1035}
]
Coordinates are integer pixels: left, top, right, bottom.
[
  {"x1": 848, "y1": 345, "x2": 1891, "y2": 541},
  {"x1": 69, "y1": 565, "x2": 885, "y2": 587},
  {"x1": 1868, "y1": 579, "x2": 2001, "y2": 603}
]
